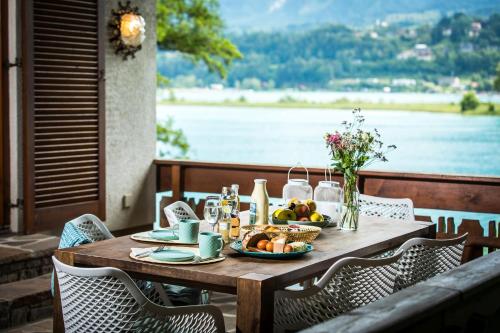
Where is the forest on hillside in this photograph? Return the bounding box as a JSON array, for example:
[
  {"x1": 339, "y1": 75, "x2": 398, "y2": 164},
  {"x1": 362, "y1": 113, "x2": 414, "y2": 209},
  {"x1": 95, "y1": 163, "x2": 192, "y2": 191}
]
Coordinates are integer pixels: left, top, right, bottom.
[{"x1": 157, "y1": 13, "x2": 500, "y2": 92}]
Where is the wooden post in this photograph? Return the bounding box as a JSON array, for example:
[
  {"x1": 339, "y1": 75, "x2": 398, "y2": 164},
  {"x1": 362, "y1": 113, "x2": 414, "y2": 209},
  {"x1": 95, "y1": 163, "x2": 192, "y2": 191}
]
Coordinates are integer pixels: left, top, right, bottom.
[
  {"x1": 458, "y1": 219, "x2": 484, "y2": 263},
  {"x1": 171, "y1": 164, "x2": 183, "y2": 202},
  {"x1": 236, "y1": 273, "x2": 275, "y2": 333}
]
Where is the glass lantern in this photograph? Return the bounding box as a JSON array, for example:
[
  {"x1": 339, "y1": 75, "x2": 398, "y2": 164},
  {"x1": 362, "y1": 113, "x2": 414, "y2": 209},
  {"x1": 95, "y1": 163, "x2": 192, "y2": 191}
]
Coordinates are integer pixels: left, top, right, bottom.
[
  {"x1": 282, "y1": 164, "x2": 313, "y2": 203},
  {"x1": 313, "y1": 168, "x2": 343, "y2": 224}
]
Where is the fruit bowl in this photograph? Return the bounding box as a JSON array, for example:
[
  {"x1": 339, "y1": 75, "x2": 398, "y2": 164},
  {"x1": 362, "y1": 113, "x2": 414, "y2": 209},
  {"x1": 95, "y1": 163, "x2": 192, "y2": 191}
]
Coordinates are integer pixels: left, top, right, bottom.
[
  {"x1": 287, "y1": 215, "x2": 335, "y2": 228},
  {"x1": 271, "y1": 199, "x2": 330, "y2": 226}
]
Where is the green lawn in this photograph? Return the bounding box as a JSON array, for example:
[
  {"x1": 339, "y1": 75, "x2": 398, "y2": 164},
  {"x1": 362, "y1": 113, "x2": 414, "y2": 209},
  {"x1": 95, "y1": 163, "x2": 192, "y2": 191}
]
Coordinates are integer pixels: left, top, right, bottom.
[{"x1": 160, "y1": 99, "x2": 500, "y2": 115}]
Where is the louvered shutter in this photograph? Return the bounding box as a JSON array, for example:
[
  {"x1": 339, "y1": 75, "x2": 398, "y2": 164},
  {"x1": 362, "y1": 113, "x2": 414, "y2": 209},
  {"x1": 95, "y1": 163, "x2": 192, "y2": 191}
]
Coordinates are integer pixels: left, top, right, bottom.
[{"x1": 23, "y1": 0, "x2": 105, "y2": 233}]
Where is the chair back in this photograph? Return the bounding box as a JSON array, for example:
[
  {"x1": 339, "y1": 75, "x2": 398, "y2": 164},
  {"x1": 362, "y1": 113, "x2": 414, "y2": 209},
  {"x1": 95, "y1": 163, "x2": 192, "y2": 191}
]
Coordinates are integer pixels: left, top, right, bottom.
[
  {"x1": 274, "y1": 252, "x2": 403, "y2": 331},
  {"x1": 359, "y1": 194, "x2": 415, "y2": 221},
  {"x1": 395, "y1": 233, "x2": 467, "y2": 290},
  {"x1": 53, "y1": 256, "x2": 147, "y2": 332},
  {"x1": 63, "y1": 214, "x2": 171, "y2": 306},
  {"x1": 164, "y1": 201, "x2": 199, "y2": 226},
  {"x1": 53, "y1": 257, "x2": 225, "y2": 333},
  {"x1": 70, "y1": 214, "x2": 114, "y2": 242}
]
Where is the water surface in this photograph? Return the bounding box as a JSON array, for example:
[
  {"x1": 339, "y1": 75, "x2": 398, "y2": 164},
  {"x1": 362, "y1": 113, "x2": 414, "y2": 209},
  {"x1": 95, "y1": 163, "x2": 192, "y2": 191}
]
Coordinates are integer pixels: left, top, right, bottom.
[{"x1": 157, "y1": 105, "x2": 500, "y2": 177}]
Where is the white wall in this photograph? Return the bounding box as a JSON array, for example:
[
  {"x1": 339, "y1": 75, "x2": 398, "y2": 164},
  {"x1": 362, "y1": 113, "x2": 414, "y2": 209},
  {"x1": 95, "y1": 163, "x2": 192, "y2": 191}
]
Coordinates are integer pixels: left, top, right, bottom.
[{"x1": 103, "y1": 0, "x2": 157, "y2": 231}]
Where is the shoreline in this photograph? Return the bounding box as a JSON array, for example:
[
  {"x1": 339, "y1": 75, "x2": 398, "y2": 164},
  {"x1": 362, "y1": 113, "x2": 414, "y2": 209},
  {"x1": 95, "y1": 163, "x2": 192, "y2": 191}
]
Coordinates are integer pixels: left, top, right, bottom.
[{"x1": 159, "y1": 100, "x2": 500, "y2": 115}]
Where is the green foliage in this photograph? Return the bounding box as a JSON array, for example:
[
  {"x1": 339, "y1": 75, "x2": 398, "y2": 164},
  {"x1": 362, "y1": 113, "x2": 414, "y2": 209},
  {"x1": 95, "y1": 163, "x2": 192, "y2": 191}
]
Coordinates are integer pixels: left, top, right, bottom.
[
  {"x1": 157, "y1": 118, "x2": 190, "y2": 158},
  {"x1": 460, "y1": 92, "x2": 480, "y2": 112},
  {"x1": 156, "y1": 0, "x2": 242, "y2": 79},
  {"x1": 495, "y1": 63, "x2": 500, "y2": 92},
  {"x1": 159, "y1": 12, "x2": 500, "y2": 91},
  {"x1": 157, "y1": 72, "x2": 170, "y2": 87}
]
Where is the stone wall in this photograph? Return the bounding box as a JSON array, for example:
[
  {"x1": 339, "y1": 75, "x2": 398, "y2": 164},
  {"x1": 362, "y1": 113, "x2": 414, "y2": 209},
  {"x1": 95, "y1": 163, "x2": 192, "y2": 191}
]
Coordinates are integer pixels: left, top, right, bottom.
[{"x1": 103, "y1": 0, "x2": 157, "y2": 231}]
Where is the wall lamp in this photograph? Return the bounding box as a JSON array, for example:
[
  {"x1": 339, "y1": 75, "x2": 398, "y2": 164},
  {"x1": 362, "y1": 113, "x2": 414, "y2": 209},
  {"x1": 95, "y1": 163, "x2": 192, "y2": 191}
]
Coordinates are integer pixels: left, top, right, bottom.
[{"x1": 109, "y1": 1, "x2": 146, "y2": 60}]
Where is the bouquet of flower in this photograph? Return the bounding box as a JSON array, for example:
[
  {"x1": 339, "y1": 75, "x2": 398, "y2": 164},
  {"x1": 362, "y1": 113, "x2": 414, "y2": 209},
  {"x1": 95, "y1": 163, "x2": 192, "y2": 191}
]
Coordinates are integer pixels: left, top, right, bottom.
[{"x1": 324, "y1": 109, "x2": 395, "y2": 230}]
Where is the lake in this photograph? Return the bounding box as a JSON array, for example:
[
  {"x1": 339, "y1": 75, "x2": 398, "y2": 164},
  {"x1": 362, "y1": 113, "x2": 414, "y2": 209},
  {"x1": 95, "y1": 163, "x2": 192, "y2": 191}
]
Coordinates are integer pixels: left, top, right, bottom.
[
  {"x1": 157, "y1": 105, "x2": 500, "y2": 177},
  {"x1": 158, "y1": 88, "x2": 500, "y2": 104}
]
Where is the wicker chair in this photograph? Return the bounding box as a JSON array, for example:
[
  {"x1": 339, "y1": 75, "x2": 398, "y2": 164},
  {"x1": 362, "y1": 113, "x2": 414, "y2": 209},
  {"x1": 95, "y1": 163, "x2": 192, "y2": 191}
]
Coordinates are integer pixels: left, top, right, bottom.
[
  {"x1": 274, "y1": 252, "x2": 403, "y2": 332},
  {"x1": 68, "y1": 214, "x2": 172, "y2": 306},
  {"x1": 359, "y1": 194, "x2": 415, "y2": 221},
  {"x1": 164, "y1": 201, "x2": 200, "y2": 227},
  {"x1": 53, "y1": 257, "x2": 225, "y2": 333},
  {"x1": 395, "y1": 233, "x2": 467, "y2": 290}
]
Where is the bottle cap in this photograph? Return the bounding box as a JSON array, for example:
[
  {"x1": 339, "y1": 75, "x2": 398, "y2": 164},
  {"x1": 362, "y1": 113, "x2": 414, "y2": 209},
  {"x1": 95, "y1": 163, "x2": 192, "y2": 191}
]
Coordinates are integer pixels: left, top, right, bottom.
[{"x1": 254, "y1": 179, "x2": 267, "y2": 184}]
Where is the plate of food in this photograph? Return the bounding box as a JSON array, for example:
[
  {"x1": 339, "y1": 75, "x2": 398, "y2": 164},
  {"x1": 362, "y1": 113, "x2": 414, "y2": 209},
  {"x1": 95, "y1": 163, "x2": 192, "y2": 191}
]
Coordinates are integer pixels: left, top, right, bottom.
[
  {"x1": 271, "y1": 199, "x2": 336, "y2": 228},
  {"x1": 230, "y1": 230, "x2": 313, "y2": 259}
]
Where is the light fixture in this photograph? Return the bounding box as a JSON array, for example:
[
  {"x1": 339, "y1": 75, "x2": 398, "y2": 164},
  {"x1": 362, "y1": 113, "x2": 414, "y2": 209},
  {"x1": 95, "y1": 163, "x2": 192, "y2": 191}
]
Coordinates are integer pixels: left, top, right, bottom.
[{"x1": 109, "y1": 2, "x2": 146, "y2": 60}]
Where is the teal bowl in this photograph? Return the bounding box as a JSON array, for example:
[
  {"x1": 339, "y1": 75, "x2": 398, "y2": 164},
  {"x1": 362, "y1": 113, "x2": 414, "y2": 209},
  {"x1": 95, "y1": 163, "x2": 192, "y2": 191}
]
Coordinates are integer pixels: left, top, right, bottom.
[{"x1": 230, "y1": 240, "x2": 313, "y2": 259}]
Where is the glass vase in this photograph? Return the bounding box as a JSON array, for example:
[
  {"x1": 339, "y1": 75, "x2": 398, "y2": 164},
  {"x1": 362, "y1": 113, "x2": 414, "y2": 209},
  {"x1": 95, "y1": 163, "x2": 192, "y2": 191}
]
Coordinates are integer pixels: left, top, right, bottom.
[{"x1": 340, "y1": 173, "x2": 360, "y2": 230}]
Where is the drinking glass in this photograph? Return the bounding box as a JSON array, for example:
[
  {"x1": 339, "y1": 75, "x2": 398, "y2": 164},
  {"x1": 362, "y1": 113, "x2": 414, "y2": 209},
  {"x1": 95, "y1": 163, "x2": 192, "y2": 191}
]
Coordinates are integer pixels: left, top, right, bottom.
[{"x1": 203, "y1": 196, "x2": 221, "y2": 232}]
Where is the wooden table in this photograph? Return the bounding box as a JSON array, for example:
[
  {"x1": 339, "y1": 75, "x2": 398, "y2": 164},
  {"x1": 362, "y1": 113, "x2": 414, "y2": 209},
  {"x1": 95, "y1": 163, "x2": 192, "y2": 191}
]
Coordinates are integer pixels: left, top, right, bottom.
[{"x1": 54, "y1": 216, "x2": 435, "y2": 333}]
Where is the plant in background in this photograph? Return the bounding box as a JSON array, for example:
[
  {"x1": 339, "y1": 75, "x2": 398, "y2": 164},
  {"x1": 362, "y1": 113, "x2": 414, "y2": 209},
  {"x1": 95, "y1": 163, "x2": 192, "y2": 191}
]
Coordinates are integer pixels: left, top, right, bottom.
[
  {"x1": 495, "y1": 63, "x2": 500, "y2": 92},
  {"x1": 157, "y1": 117, "x2": 190, "y2": 159},
  {"x1": 460, "y1": 92, "x2": 480, "y2": 112},
  {"x1": 156, "y1": 0, "x2": 242, "y2": 80},
  {"x1": 325, "y1": 109, "x2": 396, "y2": 230}
]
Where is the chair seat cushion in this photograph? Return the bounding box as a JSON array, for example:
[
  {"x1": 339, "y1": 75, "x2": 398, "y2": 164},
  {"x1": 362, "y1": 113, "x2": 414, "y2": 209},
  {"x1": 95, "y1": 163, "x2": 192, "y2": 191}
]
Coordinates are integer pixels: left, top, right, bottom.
[{"x1": 164, "y1": 284, "x2": 202, "y2": 306}]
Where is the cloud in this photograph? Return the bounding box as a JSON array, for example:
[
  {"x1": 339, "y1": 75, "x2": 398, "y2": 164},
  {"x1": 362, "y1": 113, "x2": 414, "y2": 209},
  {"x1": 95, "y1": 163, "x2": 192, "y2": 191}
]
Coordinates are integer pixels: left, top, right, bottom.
[{"x1": 269, "y1": 0, "x2": 287, "y2": 13}]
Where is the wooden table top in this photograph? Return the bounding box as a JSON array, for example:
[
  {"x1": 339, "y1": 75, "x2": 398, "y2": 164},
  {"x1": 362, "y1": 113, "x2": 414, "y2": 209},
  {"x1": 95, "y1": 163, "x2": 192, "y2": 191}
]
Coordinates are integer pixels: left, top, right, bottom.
[{"x1": 55, "y1": 216, "x2": 434, "y2": 293}]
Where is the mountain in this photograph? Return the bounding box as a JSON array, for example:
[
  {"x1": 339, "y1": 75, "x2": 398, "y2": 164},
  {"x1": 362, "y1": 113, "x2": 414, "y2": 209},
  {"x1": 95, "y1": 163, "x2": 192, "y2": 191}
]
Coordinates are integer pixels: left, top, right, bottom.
[{"x1": 218, "y1": 0, "x2": 500, "y2": 31}]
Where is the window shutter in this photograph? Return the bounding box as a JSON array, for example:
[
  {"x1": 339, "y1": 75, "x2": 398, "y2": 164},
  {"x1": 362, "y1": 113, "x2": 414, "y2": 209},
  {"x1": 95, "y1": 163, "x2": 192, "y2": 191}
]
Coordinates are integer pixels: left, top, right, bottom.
[{"x1": 23, "y1": 0, "x2": 105, "y2": 233}]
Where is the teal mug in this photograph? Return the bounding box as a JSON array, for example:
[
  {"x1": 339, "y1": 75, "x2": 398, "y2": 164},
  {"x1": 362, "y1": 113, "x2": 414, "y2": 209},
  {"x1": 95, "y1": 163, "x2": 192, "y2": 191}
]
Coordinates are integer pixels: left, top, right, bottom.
[
  {"x1": 178, "y1": 219, "x2": 200, "y2": 244},
  {"x1": 199, "y1": 232, "x2": 224, "y2": 259}
]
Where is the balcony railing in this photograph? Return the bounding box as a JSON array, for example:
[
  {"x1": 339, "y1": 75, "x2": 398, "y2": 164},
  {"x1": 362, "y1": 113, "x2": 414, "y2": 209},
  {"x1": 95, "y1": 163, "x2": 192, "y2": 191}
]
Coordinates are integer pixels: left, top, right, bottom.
[{"x1": 155, "y1": 159, "x2": 500, "y2": 262}]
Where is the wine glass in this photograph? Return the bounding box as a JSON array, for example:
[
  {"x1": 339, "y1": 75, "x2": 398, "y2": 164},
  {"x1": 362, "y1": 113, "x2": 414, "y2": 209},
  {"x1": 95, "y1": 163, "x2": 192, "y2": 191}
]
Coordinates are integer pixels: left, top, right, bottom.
[{"x1": 204, "y1": 196, "x2": 221, "y2": 232}]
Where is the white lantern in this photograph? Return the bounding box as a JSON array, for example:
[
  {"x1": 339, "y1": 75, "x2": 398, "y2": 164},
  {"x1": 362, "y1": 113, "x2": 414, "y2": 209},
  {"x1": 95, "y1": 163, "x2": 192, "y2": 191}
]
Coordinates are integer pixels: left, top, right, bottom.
[
  {"x1": 313, "y1": 168, "x2": 342, "y2": 223},
  {"x1": 282, "y1": 164, "x2": 313, "y2": 203}
]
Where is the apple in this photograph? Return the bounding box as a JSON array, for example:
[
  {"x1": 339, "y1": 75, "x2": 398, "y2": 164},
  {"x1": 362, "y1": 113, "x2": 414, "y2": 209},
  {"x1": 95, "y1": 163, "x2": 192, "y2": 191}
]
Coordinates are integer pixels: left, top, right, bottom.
[{"x1": 294, "y1": 203, "x2": 310, "y2": 218}]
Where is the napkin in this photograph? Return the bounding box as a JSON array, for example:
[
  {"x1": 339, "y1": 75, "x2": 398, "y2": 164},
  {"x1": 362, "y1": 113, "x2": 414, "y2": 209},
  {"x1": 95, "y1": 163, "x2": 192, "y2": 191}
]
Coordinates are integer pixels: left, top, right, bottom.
[{"x1": 131, "y1": 247, "x2": 156, "y2": 257}]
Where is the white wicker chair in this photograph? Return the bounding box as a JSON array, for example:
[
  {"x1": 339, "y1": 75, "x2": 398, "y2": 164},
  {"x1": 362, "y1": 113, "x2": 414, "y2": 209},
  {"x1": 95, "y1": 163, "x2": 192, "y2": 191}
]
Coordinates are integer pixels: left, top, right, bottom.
[
  {"x1": 164, "y1": 201, "x2": 199, "y2": 227},
  {"x1": 274, "y1": 252, "x2": 403, "y2": 332},
  {"x1": 395, "y1": 233, "x2": 467, "y2": 290},
  {"x1": 68, "y1": 214, "x2": 172, "y2": 306},
  {"x1": 359, "y1": 194, "x2": 415, "y2": 221},
  {"x1": 53, "y1": 257, "x2": 225, "y2": 333}
]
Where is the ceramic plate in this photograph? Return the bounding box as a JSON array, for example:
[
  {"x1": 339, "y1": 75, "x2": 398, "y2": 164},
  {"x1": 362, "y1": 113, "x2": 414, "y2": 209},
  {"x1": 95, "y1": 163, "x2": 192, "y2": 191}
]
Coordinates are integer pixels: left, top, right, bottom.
[
  {"x1": 149, "y1": 249, "x2": 195, "y2": 262},
  {"x1": 230, "y1": 240, "x2": 313, "y2": 259},
  {"x1": 130, "y1": 246, "x2": 225, "y2": 265},
  {"x1": 148, "y1": 229, "x2": 179, "y2": 241},
  {"x1": 130, "y1": 231, "x2": 198, "y2": 245}
]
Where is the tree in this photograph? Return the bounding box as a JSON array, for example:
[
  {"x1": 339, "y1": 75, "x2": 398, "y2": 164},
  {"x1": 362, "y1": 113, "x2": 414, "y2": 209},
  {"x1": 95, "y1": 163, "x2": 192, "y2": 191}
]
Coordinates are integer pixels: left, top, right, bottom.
[
  {"x1": 157, "y1": 118, "x2": 190, "y2": 158},
  {"x1": 460, "y1": 92, "x2": 480, "y2": 112},
  {"x1": 156, "y1": 0, "x2": 242, "y2": 79},
  {"x1": 494, "y1": 63, "x2": 500, "y2": 92}
]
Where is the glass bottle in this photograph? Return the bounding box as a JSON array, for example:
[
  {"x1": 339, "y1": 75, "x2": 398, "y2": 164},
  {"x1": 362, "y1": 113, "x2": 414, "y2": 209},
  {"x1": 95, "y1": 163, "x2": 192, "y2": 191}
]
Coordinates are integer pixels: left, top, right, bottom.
[
  {"x1": 250, "y1": 179, "x2": 269, "y2": 225},
  {"x1": 219, "y1": 186, "x2": 232, "y2": 242},
  {"x1": 230, "y1": 184, "x2": 241, "y2": 239}
]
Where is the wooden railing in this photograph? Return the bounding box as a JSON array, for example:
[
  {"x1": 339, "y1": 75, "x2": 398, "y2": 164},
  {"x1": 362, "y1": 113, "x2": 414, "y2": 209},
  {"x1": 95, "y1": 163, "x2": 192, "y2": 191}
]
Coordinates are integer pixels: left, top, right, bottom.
[{"x1": 155, "y1": 159, "x2": 500, "y2": 262}]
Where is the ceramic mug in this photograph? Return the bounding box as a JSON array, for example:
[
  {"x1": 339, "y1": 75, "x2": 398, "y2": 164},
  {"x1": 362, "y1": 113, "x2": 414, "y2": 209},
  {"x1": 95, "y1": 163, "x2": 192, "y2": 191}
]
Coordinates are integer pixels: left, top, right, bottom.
[
  {"x1": 178, "y1": 219, "x2": 200, "y2": 244},
  {"x1": 199, "y1": 231, "x2": 224, "y2": 259}
]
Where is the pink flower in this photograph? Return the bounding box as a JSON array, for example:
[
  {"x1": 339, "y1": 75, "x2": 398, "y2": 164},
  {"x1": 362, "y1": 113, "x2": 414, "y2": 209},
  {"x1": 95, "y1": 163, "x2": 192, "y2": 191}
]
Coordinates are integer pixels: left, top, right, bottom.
[{"x1": 327, "y1": 132, "x2": 342, "y2": 147}]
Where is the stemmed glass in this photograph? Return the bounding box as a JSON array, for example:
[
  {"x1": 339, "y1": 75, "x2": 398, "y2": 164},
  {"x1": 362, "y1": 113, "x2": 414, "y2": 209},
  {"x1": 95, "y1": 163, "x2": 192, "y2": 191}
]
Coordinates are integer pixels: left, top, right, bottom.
[{"x1": 203, "y1": 196, "x2": 222, "y2": 232}]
